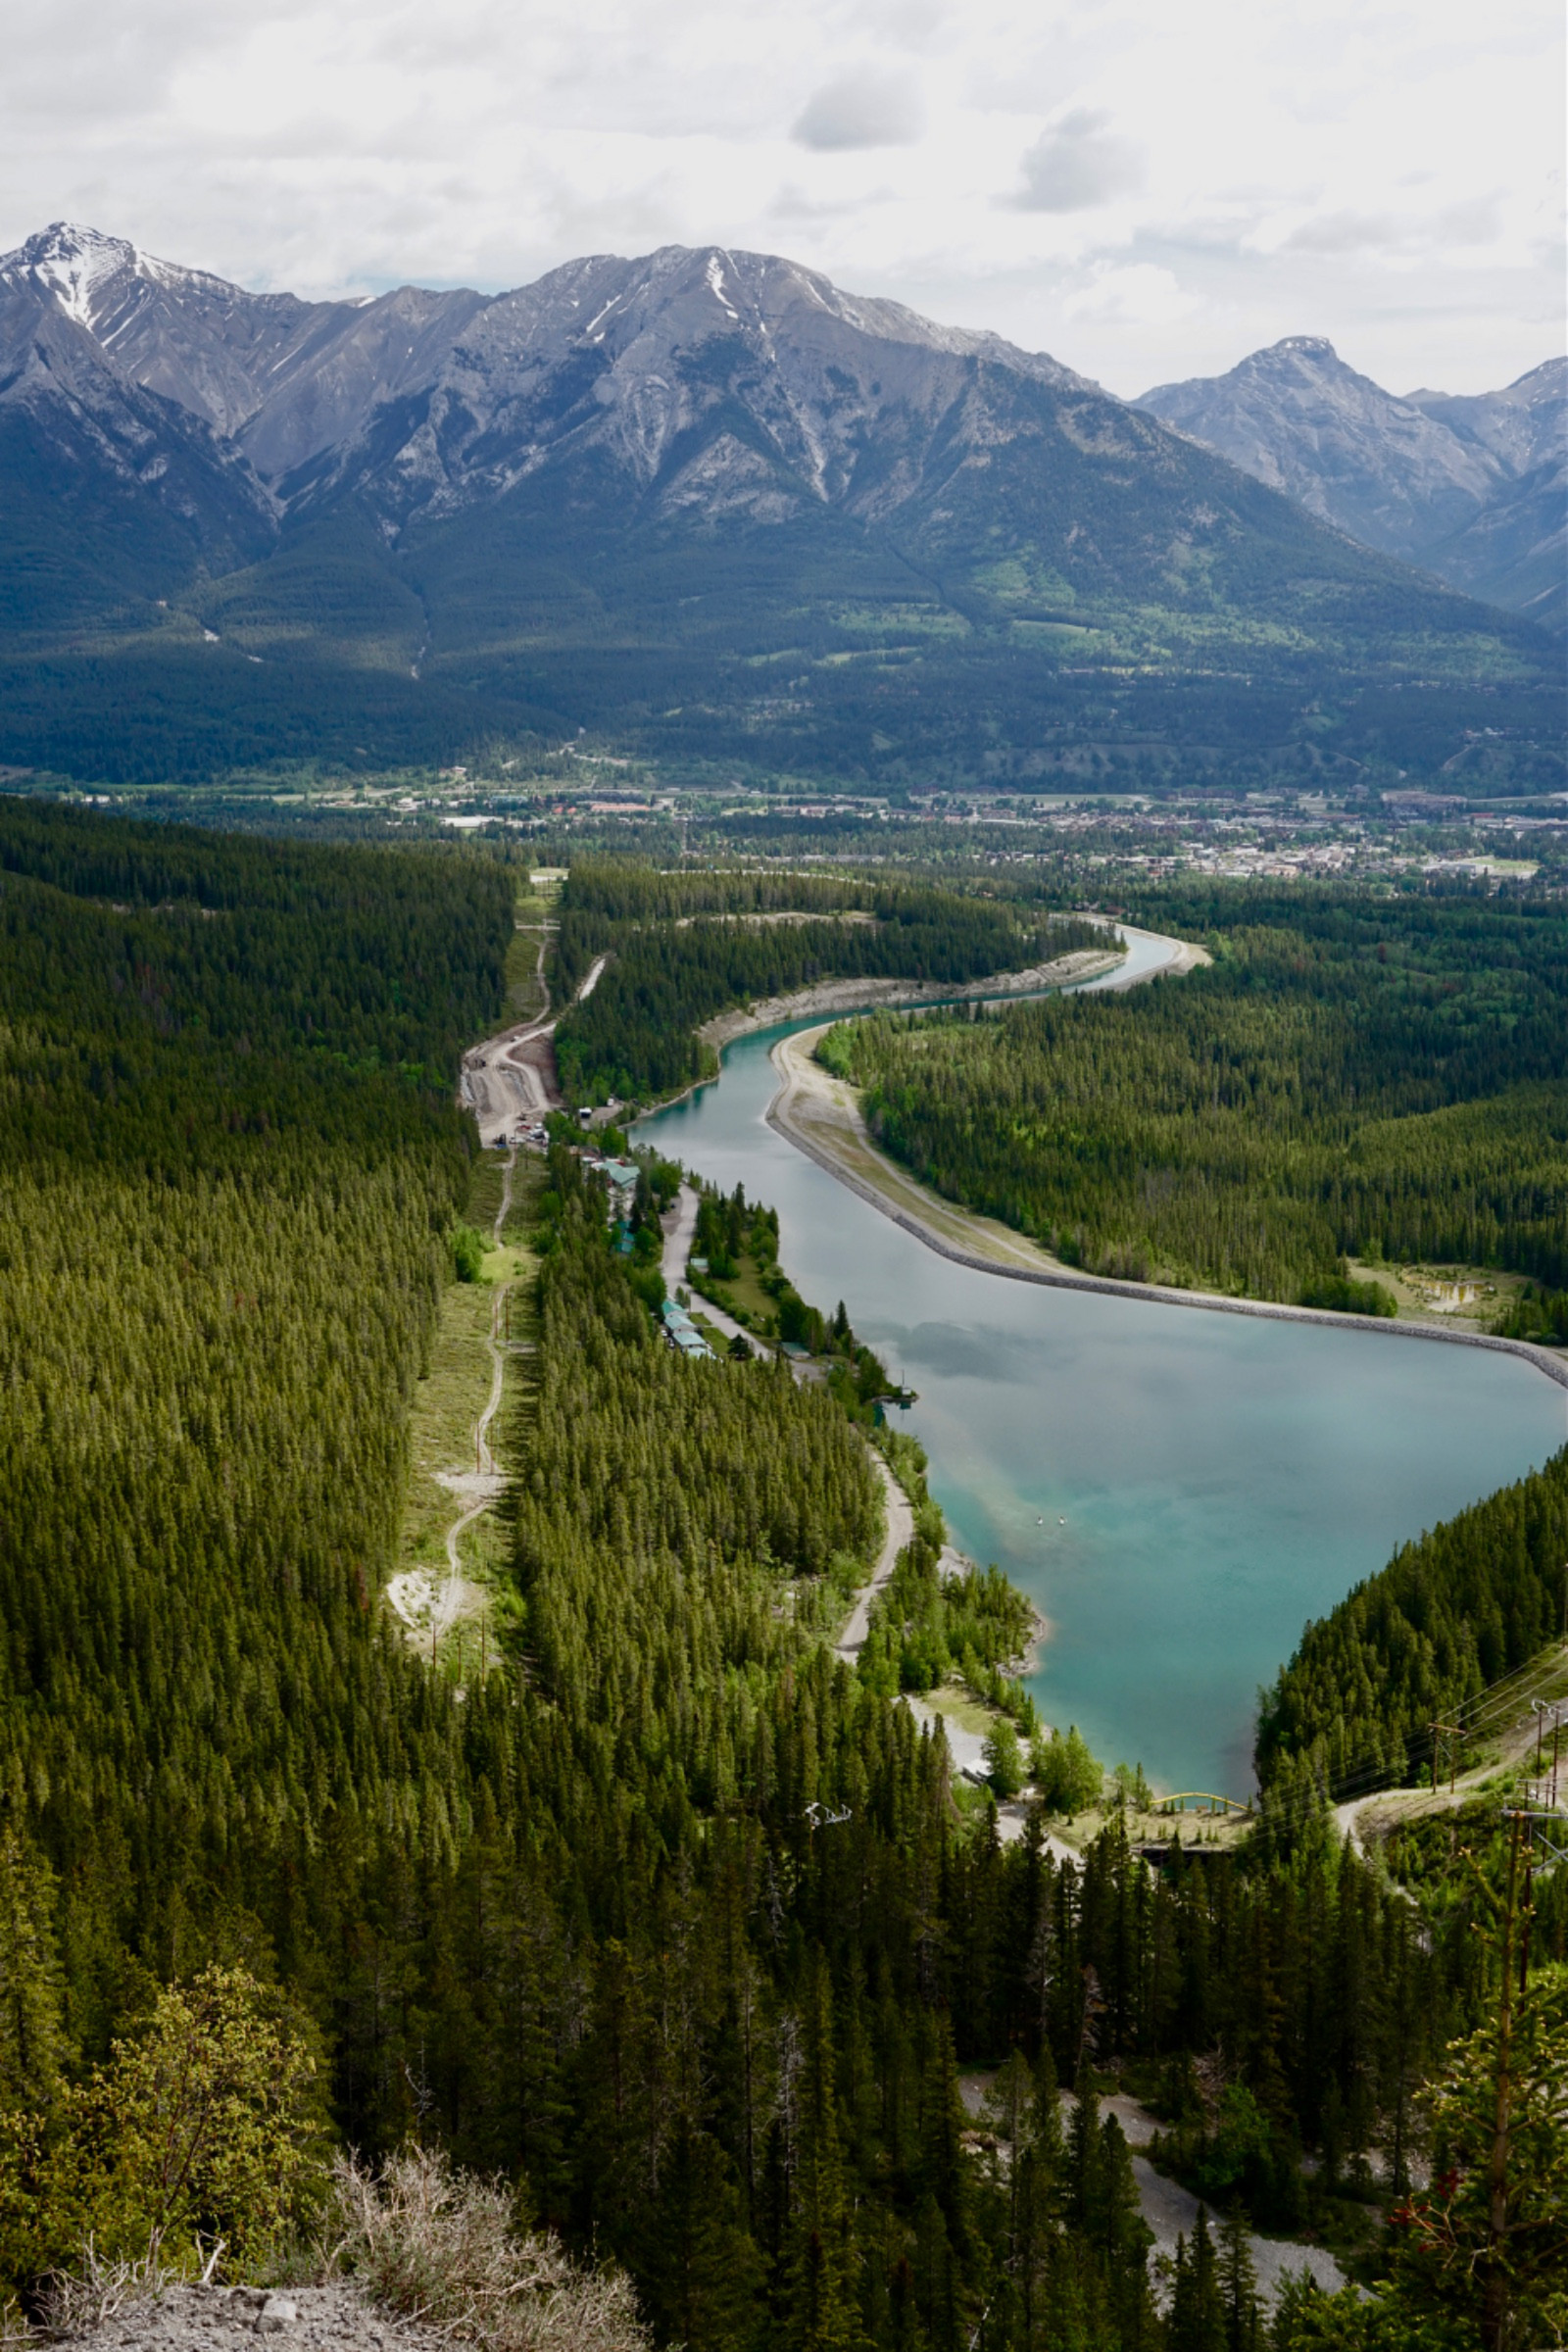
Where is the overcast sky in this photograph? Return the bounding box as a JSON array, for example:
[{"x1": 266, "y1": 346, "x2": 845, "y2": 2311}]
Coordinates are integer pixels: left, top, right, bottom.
[{"x1": 2, "y1": 0, "x2": 1561, "y2": 395}]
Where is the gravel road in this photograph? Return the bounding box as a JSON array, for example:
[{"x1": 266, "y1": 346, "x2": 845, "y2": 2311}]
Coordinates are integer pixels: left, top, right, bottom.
[{"x1": 836, "y1": 1454, "x2": 915, "y2": 1662}]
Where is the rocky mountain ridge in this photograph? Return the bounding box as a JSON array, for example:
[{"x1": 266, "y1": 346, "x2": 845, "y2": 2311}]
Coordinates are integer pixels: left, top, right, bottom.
[
  {"x1": 1, "y1": 224, "x2": 1097, "y2": 515},
  {"x1": 0, "y1": 222, "x2": 1559, "y2": 784},
  {"x1": 1138, "y1": 337, "x2": 1565, "y2": 629},
  {"x1": 4, "y1": 221, "x2": 1557, "y2": 617}
]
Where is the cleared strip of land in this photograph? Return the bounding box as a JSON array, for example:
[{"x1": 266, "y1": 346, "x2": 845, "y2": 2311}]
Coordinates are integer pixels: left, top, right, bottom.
[{"x1": 388, "y1": 1151, "x2": 537, "y2": 1669}]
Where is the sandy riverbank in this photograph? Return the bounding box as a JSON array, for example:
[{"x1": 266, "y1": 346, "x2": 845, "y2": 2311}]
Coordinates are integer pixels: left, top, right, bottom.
[
  {"x1": 770, "y1": 1022, "x2": 1085, "y2": 1280},
  {"x1": 696, "y1": 944, "x2": 1125, "y2": 1054},
  {"x1": 765, "y1": 1026, "x2": 1568, "y2": 1397}
]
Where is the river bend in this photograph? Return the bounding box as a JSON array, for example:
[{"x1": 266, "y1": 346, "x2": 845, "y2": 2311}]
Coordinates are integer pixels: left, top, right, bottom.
[{"x1": 635, "y1": 941, "x2": 1566, "y2": 1793}]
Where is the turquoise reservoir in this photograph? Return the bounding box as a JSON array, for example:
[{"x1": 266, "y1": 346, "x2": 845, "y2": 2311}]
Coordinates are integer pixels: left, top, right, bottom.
[{"x1": 636, "y1": 1012, "x2": 1566, "y2": 1797}]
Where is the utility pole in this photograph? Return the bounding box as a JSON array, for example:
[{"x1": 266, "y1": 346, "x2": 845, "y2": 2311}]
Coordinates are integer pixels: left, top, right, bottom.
[
  {"x1": 1430, "y1": 1720, "x2": 1462, "y2": 1795},
  {"x1": 1484, "y1": 1811, "x2": 1525, "y2": 2352},
  {"x1": 1528, "y1": 1700, "x2": 1567, "y2": 1815}
]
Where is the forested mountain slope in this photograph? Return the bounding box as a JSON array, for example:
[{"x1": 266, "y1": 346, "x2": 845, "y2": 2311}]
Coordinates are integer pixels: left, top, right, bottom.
[
  {"x1": 824, "y1": 888, "x2": 1568, "y2": 1307},
  {"x1": 1258, "y1": 1444, "x2": 1568, "y2": 1801},
  {"x1": 0, "y1": 808, "x2": 511, "y2": 1926},
  {"x1": 0, "y1": 224, "x2": 1559, "y2": 788},
  {"x1": 2, "y1": 809, "x2": 1563, "y2": 2350}
]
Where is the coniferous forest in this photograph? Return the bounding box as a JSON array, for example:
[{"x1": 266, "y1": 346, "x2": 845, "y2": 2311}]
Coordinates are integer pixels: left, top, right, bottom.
[
  {"x1": 0, "y1": 810, "x2": 1564, "y2": 2352},
  {"x1": 822, "y1": 890, "x2": 1568, "y2": 1307},
  {"x1": 1256, "y1": 1445, "x2": 1568, "y2": 1804},
  {"x1": 551, "y1": 862, "x2": 1102, "y2": 1106}
]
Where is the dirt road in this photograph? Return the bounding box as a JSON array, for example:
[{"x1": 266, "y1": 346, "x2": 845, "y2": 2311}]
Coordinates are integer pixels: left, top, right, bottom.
[
  {"x1": 660, "y1": 1183, "x2": 753, "y2": 1348},
  {"x1": 461, "y1": 952, "x2": 608, "y2": 1147},
  {"x1": 1330, "y1": 1642, "x2": 1568, "y2": 1854},
  {"x1": 661, "y1": 1182, "x2": 701, "y2": 1294},
  {"x1": 955, "y1": 2078, "x2": 1345, "y2": 2304},
  {"x1": 836, "y1": 1454, "x2": 914, "y2": 1662}
]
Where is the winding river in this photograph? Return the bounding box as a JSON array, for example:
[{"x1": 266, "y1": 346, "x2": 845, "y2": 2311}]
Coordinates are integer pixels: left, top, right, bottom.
[{"x1": 633, "y1": 941, "x2": 1567, "y2": 1796}]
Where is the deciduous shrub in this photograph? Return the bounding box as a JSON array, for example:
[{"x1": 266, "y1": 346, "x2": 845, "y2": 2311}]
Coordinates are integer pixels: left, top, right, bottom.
[
  {"x1": 55, "y1": 1967, "x2": 318, "y2": 2271},
  {"x1": 1031, "y1": 1725, "x2": 1103, "y2": 1816},
  {"x1": 326, "y1": 2148, "x2": 651, "y2": 2352}
]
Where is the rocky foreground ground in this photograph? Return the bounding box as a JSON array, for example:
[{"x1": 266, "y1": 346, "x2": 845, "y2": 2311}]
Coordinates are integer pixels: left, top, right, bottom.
[{"x1": 43, "y1": 2284, "x2": 443, "y2": 2352}]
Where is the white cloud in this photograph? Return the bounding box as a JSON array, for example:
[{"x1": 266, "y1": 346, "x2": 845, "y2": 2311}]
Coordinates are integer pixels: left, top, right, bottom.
[
  {"x1": 792, "y1": 68, "x2": 925, "y2": 151},
  {"x1": 1063, "y1": 263, "x2": 1197, "y2": 328},
  {"x1": 1274, "y1": 196, "x2": 1506, "y2": 257},
  {"x1": 1281, "y1": 209, "x2": 1399, "y2": 255},
  {"x1": 0, "y1": 0, "x2": 1558, "y2": 397},
  {"x1": 1013, "y1": 110, "x2": 1143, "y2": 214}
]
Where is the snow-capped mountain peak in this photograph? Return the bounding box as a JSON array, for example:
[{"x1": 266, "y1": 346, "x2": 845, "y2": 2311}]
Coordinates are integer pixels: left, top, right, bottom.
[
  {"x1": 1, "y1": 220, "x2": 256, "y2": 337},
  {"x1": 13, "y1": 220, "x2": 141, "y2": 327},
  {"x1": 0, "y1": 220, "x2": 1557, "y2": 632}
]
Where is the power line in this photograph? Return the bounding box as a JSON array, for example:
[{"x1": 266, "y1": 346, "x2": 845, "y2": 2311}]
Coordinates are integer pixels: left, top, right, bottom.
[{"x1": 1251, "y1": 1633, "x2": 1568, "y2": 1842}]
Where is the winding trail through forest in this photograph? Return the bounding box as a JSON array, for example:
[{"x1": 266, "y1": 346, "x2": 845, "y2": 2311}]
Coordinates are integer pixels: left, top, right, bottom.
[
  {"x1": 836, "y1": 1457, "x2": 915, "y2": 1663},
  {"x1": 387, "y1": 1153, "x2": 515, "y2": 1648}
]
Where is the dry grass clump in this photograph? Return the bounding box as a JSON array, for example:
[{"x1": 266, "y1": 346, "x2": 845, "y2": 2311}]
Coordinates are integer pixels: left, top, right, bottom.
[
  {"x1": 324, "y1": 2151, "x2": 650, "y2": 2352},
  {"x1": 31, "y1": 2231, "x2": 206, "y2": 2339}
]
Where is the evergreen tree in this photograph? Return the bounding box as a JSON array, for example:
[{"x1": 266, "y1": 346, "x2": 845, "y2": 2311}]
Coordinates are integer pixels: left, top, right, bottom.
[
  {"x1": 641, "y1": 2118, "x2": 762, "y2": 2352},
  {"x1": 1218, "y1": 2203, "x2": 1263, "y2": 2352},
  {"x1": 779, "y1": 1961, "x2": 864, "y2": 2352},
  {"x1": 0, "y1": 1827, "x2": 67, "y2": 2114},
  {"x1": 1169, "y1": 2208, "x2": 1226, "y2": 2352}
]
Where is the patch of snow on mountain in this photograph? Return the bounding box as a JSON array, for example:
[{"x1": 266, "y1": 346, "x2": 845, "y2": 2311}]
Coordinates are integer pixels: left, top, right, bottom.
[
  {"x1": 706, "y1": 254, "x2": 740, "y2": 320},
  {"x1": 26, "y1": 222, "x2": 135, "y2": 327}
]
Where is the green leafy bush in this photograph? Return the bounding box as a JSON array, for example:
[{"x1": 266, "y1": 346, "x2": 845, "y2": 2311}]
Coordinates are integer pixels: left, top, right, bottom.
[
  {"x1": 1031, "y1": 1724, "x2": 1104, "y2": 1815},
  {"x1": 452, "y1": 1223, "x2": 487, "y2": 1282},
  {"x1": 1299, "y1": 1271, "x2": 1396, "y2": 1316},
  {"x1": 983, "y1": 1716, "x2": 1026, "y2": 1797},
  {"x1": 4, "y1": 1967, "x2": 318, "y2": 2285}
]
